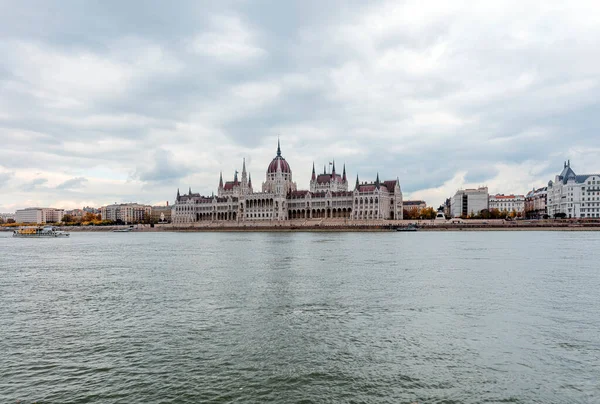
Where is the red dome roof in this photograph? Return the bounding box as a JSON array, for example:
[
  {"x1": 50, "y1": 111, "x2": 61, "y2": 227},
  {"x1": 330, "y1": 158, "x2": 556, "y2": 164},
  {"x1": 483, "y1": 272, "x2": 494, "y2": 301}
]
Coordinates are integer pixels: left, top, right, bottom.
[
  {"x1": 267, "y1": 156, "x2": 291, "y2": 174},
  {"x1": 267, "y1": 139, "x2": 291, "y2": 174}
]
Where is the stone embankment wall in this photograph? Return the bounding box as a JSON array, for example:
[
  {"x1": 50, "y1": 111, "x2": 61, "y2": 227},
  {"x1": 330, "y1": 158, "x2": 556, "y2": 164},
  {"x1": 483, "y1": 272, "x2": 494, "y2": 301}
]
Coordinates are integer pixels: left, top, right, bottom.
[{"x1": 51, "y1": 219, "x2": 600, "y2": 232}]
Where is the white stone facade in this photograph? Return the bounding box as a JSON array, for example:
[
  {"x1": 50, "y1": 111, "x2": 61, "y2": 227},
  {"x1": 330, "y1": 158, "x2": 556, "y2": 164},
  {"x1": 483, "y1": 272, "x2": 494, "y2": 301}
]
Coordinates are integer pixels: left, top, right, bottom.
[
  {"x1": 489, "y1": 194, "x2": 525, "y2": 214},
  {"x1": 171, "y1": 141, "x2": 403, "y2": 224},
  {"x1": 547, "y1": 161, "x2": 600, "y2": 218},
  {"x1": 352, "y1": 176, "x2": 403, "y2": 220},
  {"x1": 15, "y1": 208, "x2": 64, "y2": 224},
  {"x1": 310, "y1": 162, "x2": 348, "y2": 193},
  {"x1": 450, "y1": 187, "x2": 489, "y2": 218}
]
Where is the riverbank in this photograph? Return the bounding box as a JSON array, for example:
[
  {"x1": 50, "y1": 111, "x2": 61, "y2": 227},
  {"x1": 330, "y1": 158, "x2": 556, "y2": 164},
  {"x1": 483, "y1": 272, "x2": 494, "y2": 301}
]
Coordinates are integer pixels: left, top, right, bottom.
[{"x1": 26, "y1": 220, "x2": 600, "y2": 232}]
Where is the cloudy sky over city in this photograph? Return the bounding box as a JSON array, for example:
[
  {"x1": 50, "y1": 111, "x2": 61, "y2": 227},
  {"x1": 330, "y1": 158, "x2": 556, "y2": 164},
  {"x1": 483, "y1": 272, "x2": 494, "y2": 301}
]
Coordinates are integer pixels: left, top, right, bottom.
[{"x1": 1, "y1": 0, "x2": 599, "y2": 211}]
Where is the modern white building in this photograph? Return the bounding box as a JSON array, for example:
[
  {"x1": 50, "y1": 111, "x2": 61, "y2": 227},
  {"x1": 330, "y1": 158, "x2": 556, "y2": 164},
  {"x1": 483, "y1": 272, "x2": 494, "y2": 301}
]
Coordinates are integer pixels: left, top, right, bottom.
[
  {"x1": 100, "y1": 203, "x2": 152, "y2": 223},
  {"x1": 547, "y1": 161, "x2": 600, "y2": 218},
  {"x1": 489, "y1": 194, "x2": 525, "y2": 214},
  {"x1": 171, "y1": 141, "x2": 403, "y2": 224},
  {"x1": 15, "y1": 208, "x2": 65, "y2": 224},
  {"x1": 450, "y1": 187, "x2": 489, "y2": 218}
]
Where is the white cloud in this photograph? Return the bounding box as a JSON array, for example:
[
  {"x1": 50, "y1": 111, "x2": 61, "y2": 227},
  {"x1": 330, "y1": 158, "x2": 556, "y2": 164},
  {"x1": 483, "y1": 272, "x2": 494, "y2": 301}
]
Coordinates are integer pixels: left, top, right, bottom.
[
  {"x1": 409, "y1": 160, "x2": 552, "y2": 206},
  {"x1": 2, "y1": 41, "x2": 131, "y2": 106},
  {"x1": 188, "y1": 15, "x2": 266, "y2": 64}
]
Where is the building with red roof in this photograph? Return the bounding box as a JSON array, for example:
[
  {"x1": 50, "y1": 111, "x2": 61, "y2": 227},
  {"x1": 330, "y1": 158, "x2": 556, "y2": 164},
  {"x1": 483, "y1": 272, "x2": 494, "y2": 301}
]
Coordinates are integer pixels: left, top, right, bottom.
[{"x1": 488, "y1": 194, "x2": 525, "y2": 214}]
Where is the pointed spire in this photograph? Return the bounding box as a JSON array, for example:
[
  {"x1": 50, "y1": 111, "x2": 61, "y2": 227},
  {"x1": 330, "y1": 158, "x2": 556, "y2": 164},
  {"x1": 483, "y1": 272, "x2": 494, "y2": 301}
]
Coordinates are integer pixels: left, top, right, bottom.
[
  {"x1": 375, "y1": 172, "x2": 380, "y2": 188},
  {"x1": 311, "y1": 162, "x2": 316, "y2": 181},
  {"x1": 219, "y1": 171, "x2": 223, "y2": 188},
  {"x1": 332, "y1": 160, "x2": 336, "y2": 176},
  {"x1": 355, "y1": 174, "x2": 359, "y2": 190},
  {"x1": 342, "y1": 163, "x2": 347, "y2": 182},
  {"x1": 189, "y1": 186, "x2": 192, "y2": 195},
  {"x1": 248, "y1": 173, "x2": 252, "y2": 188},
  {"x1": 177, "y1": 188, "x2": 180, "y2": 201},
  {"x1": 324, "y1": 164, "x2": 326, "y2": 175},
  {"x1": 277, "y1": 136, "x2": 281, "y2": 157},
  {"x1": 234, "y1": 170, "x2": 239, "y2": 184},
  {"x1": 242, "y1": 158, "x2": 246, "y2": 174}
]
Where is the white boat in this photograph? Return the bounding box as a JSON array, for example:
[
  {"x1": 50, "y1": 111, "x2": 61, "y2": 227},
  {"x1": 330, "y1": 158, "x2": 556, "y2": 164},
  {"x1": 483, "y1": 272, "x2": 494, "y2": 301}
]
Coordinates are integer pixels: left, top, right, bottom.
[
  {"x1": 113, "y1": 227, "x2": 134, "y2": 232},
  {"x1": 13, "y1": 226, "x2": 70, "y2": 238}
]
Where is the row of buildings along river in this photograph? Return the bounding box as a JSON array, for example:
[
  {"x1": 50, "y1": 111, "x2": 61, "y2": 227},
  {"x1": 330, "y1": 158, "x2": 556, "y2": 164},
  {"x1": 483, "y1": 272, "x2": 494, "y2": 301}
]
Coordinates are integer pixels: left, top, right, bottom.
[
  {"x1": 171, "y1": 141, "x2": 404, "y2": 224},
  {"x1": 7, "y1": 149, "x2": 599, "y2": 225},
  {"x1": 446, "y1": 160, "x2": 600, "y2": 219}
]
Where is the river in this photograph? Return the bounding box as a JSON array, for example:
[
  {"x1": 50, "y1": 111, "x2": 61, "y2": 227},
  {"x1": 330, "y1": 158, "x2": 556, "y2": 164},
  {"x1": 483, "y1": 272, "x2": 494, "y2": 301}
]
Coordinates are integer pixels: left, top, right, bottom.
[{"x1": 1, "y1": 231, "x2": 599, "y2": 403}]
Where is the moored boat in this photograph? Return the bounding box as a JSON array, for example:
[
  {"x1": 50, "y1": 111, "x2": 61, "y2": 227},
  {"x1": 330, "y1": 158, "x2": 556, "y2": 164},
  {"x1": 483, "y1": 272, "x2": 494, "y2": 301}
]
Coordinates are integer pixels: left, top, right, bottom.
[
  {"x1": 113, "y1": 227, "x2": 134, "y2": 232},
  {"x1": 13, "y1": 226, "x2": 70, "y2": 238},
  {"x1": 397, "y1": 224, "x2": 418, "y2": 232}
]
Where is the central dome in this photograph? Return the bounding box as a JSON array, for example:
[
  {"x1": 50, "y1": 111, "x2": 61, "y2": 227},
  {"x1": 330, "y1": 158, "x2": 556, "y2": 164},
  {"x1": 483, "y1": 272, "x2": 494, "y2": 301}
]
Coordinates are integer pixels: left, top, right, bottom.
[
  {"x1": 267, "y1": 156, "x2": 291, "y2": 173},
  {"x1": 266, "y1": 140, "x2": 291, "y2": 174}
]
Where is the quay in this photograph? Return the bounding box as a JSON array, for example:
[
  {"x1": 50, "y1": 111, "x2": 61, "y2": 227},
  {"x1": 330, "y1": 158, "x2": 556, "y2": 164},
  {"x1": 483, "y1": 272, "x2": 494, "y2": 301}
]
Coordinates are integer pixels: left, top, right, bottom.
[{"x1": 50, "y1": 219, "x2": 600, "y2": 232}]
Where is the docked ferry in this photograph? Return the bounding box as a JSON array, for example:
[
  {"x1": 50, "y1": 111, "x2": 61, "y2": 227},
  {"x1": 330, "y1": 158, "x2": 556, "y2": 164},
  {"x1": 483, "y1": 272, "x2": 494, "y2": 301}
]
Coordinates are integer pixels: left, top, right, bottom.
[{"x1": 13, "y1": 226, "x2": 70, "y2": 238}]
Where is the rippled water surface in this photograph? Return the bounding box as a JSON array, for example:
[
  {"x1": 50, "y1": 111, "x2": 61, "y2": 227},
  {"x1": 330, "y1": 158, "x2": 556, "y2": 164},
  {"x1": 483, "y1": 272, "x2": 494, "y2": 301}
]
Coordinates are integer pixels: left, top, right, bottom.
[{"x1": 1, "y1": 231, "x2": 599, "y2": 403}]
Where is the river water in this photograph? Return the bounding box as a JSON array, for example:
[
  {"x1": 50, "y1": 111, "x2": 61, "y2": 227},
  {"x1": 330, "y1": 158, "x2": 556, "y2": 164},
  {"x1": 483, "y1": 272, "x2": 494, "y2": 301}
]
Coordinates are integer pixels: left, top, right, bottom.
[{"x1": 0, "y1": 231, "x2": 599, "y2": 403}]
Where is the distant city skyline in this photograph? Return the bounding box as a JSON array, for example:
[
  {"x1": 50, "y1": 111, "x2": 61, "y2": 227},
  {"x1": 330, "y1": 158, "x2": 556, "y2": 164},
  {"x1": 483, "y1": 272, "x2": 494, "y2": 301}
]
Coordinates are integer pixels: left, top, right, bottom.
[{"x1": 1, "y1": 1, "x2": 600, "y2": 212}]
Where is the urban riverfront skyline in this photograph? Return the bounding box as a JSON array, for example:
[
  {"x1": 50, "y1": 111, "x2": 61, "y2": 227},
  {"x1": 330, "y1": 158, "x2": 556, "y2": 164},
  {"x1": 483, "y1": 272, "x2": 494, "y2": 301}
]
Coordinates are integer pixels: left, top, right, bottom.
[{"x1": 1, "y1": 1, "x2": 600, "y2": 212}]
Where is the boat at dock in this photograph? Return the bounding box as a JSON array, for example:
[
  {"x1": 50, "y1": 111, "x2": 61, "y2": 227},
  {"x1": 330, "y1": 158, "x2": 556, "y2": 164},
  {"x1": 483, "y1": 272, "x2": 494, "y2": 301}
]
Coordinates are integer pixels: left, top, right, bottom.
[
  {"x1": 113, "y1": 227, "x2": 134, "y2": 232},
  {"x1": 13, "y1": 226, "x2": 70, "y2": 238},
  {"x1": 396, "y1": 224, "x2": 418, "y2": 232}
]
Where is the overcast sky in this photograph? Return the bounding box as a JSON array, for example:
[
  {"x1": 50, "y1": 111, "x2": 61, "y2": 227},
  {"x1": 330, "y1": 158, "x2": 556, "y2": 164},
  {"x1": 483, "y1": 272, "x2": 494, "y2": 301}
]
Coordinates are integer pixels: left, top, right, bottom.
[{"x1": 1, "y1": 0, "x2": 599, "y2": 212}]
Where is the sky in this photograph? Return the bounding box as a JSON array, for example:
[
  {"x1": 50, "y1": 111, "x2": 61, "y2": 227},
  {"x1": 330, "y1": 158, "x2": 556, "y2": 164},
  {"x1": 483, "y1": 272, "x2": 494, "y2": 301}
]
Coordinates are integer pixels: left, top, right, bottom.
[{"x1": 1, "y1": 0, "x2": 600, "y2": 212}]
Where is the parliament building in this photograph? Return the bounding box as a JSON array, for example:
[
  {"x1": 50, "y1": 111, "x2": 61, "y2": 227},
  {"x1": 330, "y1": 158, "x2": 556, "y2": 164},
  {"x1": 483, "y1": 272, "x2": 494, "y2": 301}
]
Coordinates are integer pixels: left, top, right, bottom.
[{"x1": 171, "y1": 141, "x2": 403, "y2": 224}]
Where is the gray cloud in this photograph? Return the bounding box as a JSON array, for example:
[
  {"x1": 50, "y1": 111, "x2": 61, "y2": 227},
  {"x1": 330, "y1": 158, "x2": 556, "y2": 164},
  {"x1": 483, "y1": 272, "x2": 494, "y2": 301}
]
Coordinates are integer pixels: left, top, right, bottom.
[
  {"x1": 21, "y1": 178, "x2": 48, "y2": 192},
  {"x1": 0, "y1": 172, "x2": 14, "y2": 188},
  {"x1": 56, "y1": 177, "x2": 88, "y2": 190},
  {"x1": 135, "y1": 149, "x2": 191, "y2": 184}
]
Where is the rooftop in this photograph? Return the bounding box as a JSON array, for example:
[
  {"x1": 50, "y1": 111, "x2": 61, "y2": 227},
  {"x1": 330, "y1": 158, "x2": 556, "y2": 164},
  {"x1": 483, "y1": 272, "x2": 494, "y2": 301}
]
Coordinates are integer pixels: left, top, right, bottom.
[
  {"x1": 404, "y1": 200, "x2": 426, "y2": 206},
  {"x1": 490, "y1": 194, "x2": 524, "y2": 200}
]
